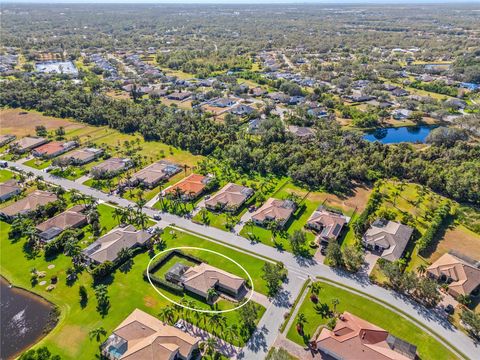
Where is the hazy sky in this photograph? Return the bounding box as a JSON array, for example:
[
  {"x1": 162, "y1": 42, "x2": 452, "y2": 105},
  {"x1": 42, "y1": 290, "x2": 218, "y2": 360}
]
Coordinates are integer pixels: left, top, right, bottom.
[{"x1": 2, "y1": 0, "x2": 479, "y2": 3}]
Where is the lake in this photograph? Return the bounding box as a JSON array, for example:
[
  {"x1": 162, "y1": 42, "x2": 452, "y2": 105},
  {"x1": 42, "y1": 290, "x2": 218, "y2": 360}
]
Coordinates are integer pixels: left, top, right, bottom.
[
  {"x1": 363, "y1": 126, "x2": 435, "y2": 144},
  {"x1": 0, "y1": 277, "x2": 54, "y2": 359}
]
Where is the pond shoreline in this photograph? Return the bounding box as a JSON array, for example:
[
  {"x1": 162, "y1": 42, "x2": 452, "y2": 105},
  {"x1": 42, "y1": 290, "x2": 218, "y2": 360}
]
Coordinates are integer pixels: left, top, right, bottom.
[{"x1": 0, "y1": 275, "x2": 59, "y2": 360}]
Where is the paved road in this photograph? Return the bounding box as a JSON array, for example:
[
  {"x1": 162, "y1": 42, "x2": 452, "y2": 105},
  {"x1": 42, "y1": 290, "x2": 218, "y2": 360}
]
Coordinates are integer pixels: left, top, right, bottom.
[{"x1": 8, "y1": 161, "x2": 479, "y2": 360}]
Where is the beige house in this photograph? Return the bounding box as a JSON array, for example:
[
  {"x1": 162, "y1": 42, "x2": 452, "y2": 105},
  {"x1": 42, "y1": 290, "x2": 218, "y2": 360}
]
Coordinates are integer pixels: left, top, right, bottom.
[
  {"x1": 82, "y1": 225, "x2": 152, "y2": 265},
  {"x1": 314, "y1": 312, "x2": 417, "y2": 360},
  {"x1": 205, "y1": 183, "x2": 254, "y2": 212},
  {"x1": 427, "y1": 252, "x2": 480, "y2": 298},
  {"x1": 306, "y1": 206, "x2": 347, "y2": 244},
  {"x1": 362, "y1": 219, "x2": 414, "y2": 262},
  {"x1": 0, "y1": 190, "x2": 58, "y2": 219},
  {"x1": 101, "y1": 309, "x2": 199, "y2": 360},
  {"x1": 129, "y1": 160, "x2": 181, "y2": 188},
  {"x1": 0, "y1": 134, "x2": 16, "y2": 147},
  {"x1": 11, "y1": 136, "x2": 48, "y2": 154},
  {"x1": 251, "y1": 198, "x2": 296, "y2": 228},
  {"x1": 36, "y1": 205, "x2": 87, "y2": 241},
  {"x1": 91, "y1": 158, "x2": 132, "y2": 179},
  {"x1": 60, "y1": 147, "x2": 104, "y2": 165},
  {"x1": 0, "y1": 180, "x2": 21, "y2": 202}
]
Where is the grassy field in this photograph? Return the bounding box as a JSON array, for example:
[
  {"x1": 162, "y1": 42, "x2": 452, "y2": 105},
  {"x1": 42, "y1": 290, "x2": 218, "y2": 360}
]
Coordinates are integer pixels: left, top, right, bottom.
[
  {"x1": 0, "y1": 220, "x2": 270, "y2": 358},
  {"x1": 286, "y1": 281, "x2": 458, "y2": 360},
  {"x1": 0, "y1": 169, "x2": 14, "y2": 182}
]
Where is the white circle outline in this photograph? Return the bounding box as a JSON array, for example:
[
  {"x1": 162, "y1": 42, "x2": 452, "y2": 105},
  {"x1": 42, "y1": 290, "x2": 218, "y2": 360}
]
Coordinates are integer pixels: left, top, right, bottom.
[{"x1": 146, "y1": 246, "x2": 255, "y2": 314}]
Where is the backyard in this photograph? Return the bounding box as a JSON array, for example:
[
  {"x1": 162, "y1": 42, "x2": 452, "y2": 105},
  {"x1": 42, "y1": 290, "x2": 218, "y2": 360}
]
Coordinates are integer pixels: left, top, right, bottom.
[{"x1": 286, "y1": 281, "x2": 458, "y2": 360}]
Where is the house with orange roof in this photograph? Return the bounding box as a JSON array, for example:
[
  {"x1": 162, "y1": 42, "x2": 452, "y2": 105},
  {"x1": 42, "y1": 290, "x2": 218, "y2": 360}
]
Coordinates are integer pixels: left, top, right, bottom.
[
  {"x1": 32, "y1": 141, "x2": 77, "y2": 159},
  {"x1": 426, "y1": 252, "x2": 480, "y2": 298},
  {"x1": 162, "y1": 174, "x2": 212, "y2": 201},
  {"x1": 313, "y1": 312, "x2": 417, "y2": 360},
  {"x1": 101, "y1": 308, "x2": 199, "y2": 360}
]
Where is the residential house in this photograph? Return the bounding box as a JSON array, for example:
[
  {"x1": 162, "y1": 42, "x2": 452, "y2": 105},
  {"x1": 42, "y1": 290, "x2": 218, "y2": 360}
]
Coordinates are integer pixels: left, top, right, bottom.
[
  {"x1": 162, "y1": 174, "x2": 212, "y2": 201},
  {"x1": 0, "y1": 134, "x2": 16, "y2": 147},
  {"x1": 362, "y1": 219, "x2": 414, "y2": 262},
  {"x1": 313, "y1": 312, "x2": 417, "y2": 360},
  {"x1": 268, "y1": 92, "x2": 291, "y2": 104},
  {"x1": 287, "y1": 125, "x2": 315, "y2": 139},
  {"x1": 392, "y1": 88, "x2": 409, "y2": 97},
  {"x1": 82, "y1": 225, "x2": 152, "y2": 265},
  {"x1": 393, "y1": 109, "x2": 412, "y2": 120},
  {"x1": 307, "y1": 107, "x2": 328, "y2": 119},
  {"x1": 101, "y1": 309, "x2": 199, "y2": 360},
  {"x1": 60, "y1": 147, "x2": 104, "y2": 165},
  {"x1": 91, "y1": 158, "x2": 132, "y2": 179},
  {"x1": 251, "y1": 198, "x2": 296, "y2": 228},
  {"x1": 129, "y1": 160, "x2": 181, "y2": 188},
  {"x1": 306, "y1": 206, "x2": 347, "y2": 244},
  {"x1": 205, "y1": 183, "x2": 254, "y2": 212},
  {"x1": 166, "y1": 262, "x2": 246, "y2": 301},
  {"x1": 0, "y1": 190, "x2": 58, "y2": 219},
  {"x1": 444, "y1": 98, "x2": 467, "y2": 110},
  {"x1": 426, "y1": 252, "x2": 480, "y2": 298},
  {"x1": 32, "y1": 141, "x2": 77, "y2": 159},
  {"x1": 35, "y1": 205, "x2": 87, "y2": 242},
  {"x1": 11, "y1": 136, "x2": 48, "y2": 154},
  {"x1": 247, "y1": 118, "x2": 266, "y2": 134},
  {"x1": 230, "y1": 104, "x2": 255, "y2": 116},
  {"x1": 210, "y1": 98, "x2": 236, "y2": 108},
  {"x1": 251, "y1": 87, "x2": 267, "y2": 97},
  {"x1": 0, "y1": 180, "x2": 21, "y2": 202},
  {"x1": 167, "y1": 91, "x2": 192, "y2": 101}
]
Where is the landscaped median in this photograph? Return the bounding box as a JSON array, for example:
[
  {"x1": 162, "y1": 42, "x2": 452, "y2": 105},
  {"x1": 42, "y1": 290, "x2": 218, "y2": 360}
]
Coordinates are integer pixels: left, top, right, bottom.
[{"x1": 286, "y1": 279, "x2": 463, "y2": 360}]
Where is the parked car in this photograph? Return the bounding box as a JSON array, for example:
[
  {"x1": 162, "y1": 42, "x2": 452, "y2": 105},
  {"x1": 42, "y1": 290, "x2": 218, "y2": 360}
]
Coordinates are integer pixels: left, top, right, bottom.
[
  {"x1": 153, "y1": 213, "x2": 162, "y2": 220},
  {"x1": 444, "y1": 304, "x2": 454, "y2": 315},
  {"x1": 0, "y1": 161, "x2": 8, "y2": 168}
]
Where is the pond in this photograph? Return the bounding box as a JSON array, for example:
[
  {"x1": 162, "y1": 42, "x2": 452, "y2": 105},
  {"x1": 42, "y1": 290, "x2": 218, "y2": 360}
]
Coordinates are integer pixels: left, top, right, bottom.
[
  {"x1": 363, "y1": 126, "x2": 436, "y2": 144},
  {"x1": 0, "y1": 277, "x2": 55, "y2": 359}
]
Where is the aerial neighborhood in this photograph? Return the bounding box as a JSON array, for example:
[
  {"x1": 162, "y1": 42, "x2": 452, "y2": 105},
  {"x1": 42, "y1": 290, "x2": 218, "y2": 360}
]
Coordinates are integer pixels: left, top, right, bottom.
[{"x1": 0, "y1": 2, "x2": 479, "y2": 360}]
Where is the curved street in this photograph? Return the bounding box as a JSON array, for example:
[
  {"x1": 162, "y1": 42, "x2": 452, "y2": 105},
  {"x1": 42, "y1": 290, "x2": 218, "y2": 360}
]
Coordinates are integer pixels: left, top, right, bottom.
[{"x1": 8, "y1": 161, "x2": 479, "y2": 360}]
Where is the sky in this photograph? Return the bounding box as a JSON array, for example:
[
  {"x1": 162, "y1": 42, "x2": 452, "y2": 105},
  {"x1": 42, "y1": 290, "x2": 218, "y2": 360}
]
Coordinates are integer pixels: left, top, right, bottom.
[{"x1": 2, "y1": 0, "x2": 479, "y2": 3}]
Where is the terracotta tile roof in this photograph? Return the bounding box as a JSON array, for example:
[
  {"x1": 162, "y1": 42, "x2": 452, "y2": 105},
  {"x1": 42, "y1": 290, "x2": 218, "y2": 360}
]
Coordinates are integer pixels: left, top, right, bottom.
[
  {"x1": 316, "y1": 312, "x2": 417, "y2": 360},
  {"x1": 427, "y1": 252, "x2": 480, "y2": 297},
  {"x1": 205, "y1": 183, "x2": 253, "y2": 210},
  {"x1": 251, "y1": 198, "x2": 295, "y2": 224},
  {"x1": 82, "y1": 225, "x2": 152, "y2": 264},
  {"x1": 163, "y1": 174, "x2": 210, "y2": 199},
  {"x1": 0, "y1": 190, "x2": 58, "y2": 217},
  {"x1": 130, "y1": 161, "x2": 181, "y2": 186},
  {"x1": 182, "y1": 263, "x2": 245, "y2": 296},
  {"x1": 33, "y1": 141, "x2": 74, "y2": 157},
  {"x1": 36, "y1": 205, "x2": 87, "y2": 233},
  {"x1": 103, "y1": 309, "x2": 199, "y2": 360},
  {"x1": 363, "y1": 220, "x2": 413, "y2": 261}
]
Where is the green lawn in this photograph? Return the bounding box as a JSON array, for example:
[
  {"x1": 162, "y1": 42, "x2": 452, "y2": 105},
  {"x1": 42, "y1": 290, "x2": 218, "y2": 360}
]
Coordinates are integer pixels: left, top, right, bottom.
[
  {"x1": 287, "y1": 281, "x2": 458, "y2": 360},
  {"x1": 0, "y1": 169, "x2": 14, "y2": 182},
  {"x1": 23, "y1": 158, "x2": 52, "y2": 170},
  {"x1": 0, "y1": 221, "x2": 270, "y2": 358}
]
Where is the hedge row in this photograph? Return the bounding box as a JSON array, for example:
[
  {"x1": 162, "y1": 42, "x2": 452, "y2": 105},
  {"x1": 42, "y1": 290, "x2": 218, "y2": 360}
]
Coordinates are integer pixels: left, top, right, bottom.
[{"x1": 418, "y1": 202, "x2": 451, "y2": 253}]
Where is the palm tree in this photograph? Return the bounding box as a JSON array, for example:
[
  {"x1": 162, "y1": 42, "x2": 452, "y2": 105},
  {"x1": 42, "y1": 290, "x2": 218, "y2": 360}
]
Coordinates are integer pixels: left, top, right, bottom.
[
  {"x1": 89, "y1": 327, "x2": 106, "y2": 342},
  {"x1": 204, "y1": 337, "x2": 217, "y2": 356},
  {"x1": 311, "y1": 282, "x2": 322, "y2": 295},
  {"x1": 113, "y1": 207, "x2": 124, "y2": 226},
  {"x1": 158, "y1": 306, "x2": 175, "y2": 324},
  {"x1": 332, "y1": 298, "x2": 340, "y2": 314},
  {"x1": 417, "y1": 264, "x2": 427, "y2": 276},
  {"x1": 206, "y1": 288, "x2": 217, "y2": 303}
]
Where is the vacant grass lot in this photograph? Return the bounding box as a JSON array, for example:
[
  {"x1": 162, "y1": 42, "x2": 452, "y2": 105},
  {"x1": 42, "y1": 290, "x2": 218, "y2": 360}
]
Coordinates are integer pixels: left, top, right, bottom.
[
  {"x1": 0, "y1": 222, "x2": 270, "y2": 358},
  {"x1": 0, "y1": 169, "x2": 14, "y2": 182},
  {"x1": 286, "y1": 281, "x2": 457, "y2": 360}
]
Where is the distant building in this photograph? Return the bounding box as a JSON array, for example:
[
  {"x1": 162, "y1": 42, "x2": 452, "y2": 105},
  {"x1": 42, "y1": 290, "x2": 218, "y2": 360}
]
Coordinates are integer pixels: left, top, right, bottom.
[
  {"x1": 230, "y1": 104, "x2": 255, "y2": 116},
  {"x1": 427, "y1": 252, "x2": 480, "y2": 298},
  {"x1": 0, "y1": 190, "x2": 57, "y2": 219},
  {"x1": 205, "y1": 183, "x2": 254, "y2": 212},
  {"x1": 32, "y1": 141, "x2": 77, "y2": 159},
  {"x1": 60, "y1": 147, "x2": 104, "y2": 165},
  {"x1": 251, "y1": 198, "x2": 296, "y2": 228},
  {"x1": 11, "y1": 136, "x2": 48, "y2": 154},
  {"x1": 392, "y1": 109, "x2": 412, "y2": 120},
  {"x1": 82, "y1": 225, "x2": 152, "y2": 265},
  {"x1": 0, "y1": 180, "x2": 21, "y2": 202},
  {"x1": 362, "y1": 219, "x2": 414, "y2": 262},
  {"x1": 129, "y1": 160, "x2": 181, "y2": 188},
  {"x1": 35, "y1": 61, "x2": 78, "y2": 76},
  {"x1": 287, "y1": 125, "x2": 315, "y2": 139},
  {"x1": 162, "y1": 174, "x2": 212, "y2": 200},
  {"x1": 167, "y1": 91, "x2": 192, "y2": 101},
  {"x1": 313, "y1": 312, "x2": 417, "y2": 360},
  {"x1": 91, "y1": 158, "x2": 132, "y2": 179},
  {"x1": 101, "y1": 309, "x2": 200, "y2": 360},
  {"x1": 0, "y1": 134, "x2": 16, "y2": 147},
  {"x1": 210, "y1": 98, "x2": 236, "y2": 108}
]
